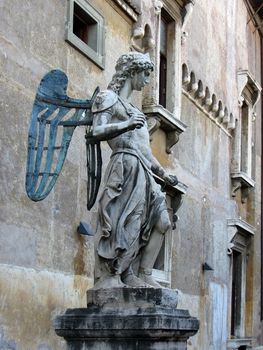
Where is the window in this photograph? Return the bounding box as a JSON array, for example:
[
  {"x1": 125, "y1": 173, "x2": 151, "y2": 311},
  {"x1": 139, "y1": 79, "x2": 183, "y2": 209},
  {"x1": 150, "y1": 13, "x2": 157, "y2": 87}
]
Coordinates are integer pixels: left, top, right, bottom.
[
  {"x1": 159, "y1": 16, "x2": 168, "y2": 107},
  {"x1": 152, "y1": 204, "x2": 173, "y2": 285},
  {"x1": 143, "y1": 5, "x2": 185, "y2": 153},
  {"x1": 154, "y1": 240, "x2": 165, "y2": 271},
  {"x1": 158, "y1": 10, "x2": 175, "y2": 111},
  {"x1": 152, "y1": 178, "x2": 187, "y2": 286},
  {"x1": 66, "y1": 0, "x2": 105, "y2": 69},
  {"x1": 227, "y1": 219, "x2": 255, "y2": 348},
  {"x1": 231, "y1": 250, "x2": 243, "y2": 337},
  {"x1": 231, "y1": 70, "x2": 261, "y2": 199},
  {"x1": 240, "y1": 102, "x2": 250, "y2": 176},
  {"x1": 73, "y1": 3, "x2": 98, "y2": 52}
]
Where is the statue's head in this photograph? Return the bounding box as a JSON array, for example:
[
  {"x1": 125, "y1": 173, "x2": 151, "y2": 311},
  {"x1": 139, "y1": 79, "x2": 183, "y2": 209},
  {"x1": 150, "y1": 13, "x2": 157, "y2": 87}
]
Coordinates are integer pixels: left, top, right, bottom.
[
  {"x1": 114, "y1": 52, "x2": 154, "y2": 75},
  {"x1": 108, "y1": 52, "x2": 154, "y2": 94}
]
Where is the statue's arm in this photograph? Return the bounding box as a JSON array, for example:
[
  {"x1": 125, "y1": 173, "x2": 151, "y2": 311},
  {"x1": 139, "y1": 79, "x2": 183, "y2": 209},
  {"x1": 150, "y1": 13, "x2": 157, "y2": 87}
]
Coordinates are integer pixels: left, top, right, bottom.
[
  {"x1": 151, "y1": 157, "x2": 178, "y2": 186},
  {"x1": 140, "y1": 146, "x2": 178, "y2": 186},
  {"x1": 92, "y1": 109, "x2": 145, "y2": 141}
]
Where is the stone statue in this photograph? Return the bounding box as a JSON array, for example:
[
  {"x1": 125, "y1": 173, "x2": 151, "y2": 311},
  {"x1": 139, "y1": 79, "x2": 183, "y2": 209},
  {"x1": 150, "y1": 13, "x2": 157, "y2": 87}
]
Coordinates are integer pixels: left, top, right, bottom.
[
  {"x1": 26, "y1": 51, "x2": 200, "y2": 350},
  {"x1": 25, "y1": 51, "x2": 177, "y2": 290},
  {"x1": 91, "y1": 52, "x2": 178, "y2": 289}
]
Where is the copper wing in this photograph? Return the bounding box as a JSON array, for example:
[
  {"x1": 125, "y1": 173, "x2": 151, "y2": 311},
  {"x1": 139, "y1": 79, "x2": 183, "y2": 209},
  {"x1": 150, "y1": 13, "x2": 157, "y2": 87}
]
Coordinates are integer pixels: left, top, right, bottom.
[{"x1": 25, "y1": 69, "x2": 100, "y2": 209}]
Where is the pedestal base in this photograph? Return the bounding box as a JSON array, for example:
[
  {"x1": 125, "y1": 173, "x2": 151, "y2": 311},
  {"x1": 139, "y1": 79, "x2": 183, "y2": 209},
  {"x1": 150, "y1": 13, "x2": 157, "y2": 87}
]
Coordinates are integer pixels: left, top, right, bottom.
[{"x1": 54, "y1": 288, "x2": 199, "y2": 350}]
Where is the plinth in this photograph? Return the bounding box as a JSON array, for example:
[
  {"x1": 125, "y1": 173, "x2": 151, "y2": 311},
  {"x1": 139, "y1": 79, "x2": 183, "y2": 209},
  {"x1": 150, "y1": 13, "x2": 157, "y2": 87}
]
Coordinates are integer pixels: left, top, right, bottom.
[{"x1": 54, "y1": 288, "x2": 199, "y2": 350}]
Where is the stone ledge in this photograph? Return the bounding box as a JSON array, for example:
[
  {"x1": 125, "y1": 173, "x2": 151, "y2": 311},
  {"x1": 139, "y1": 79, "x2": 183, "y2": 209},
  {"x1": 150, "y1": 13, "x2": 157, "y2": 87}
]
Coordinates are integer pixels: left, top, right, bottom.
[
  {"x1": 231, "y1": 172, "x2": 255, "y2": 202},
  {"x1": 227, "y1": 219, "x2": 255, "y2": 236},
  {"x1": 143, "y1": 104, "x2": 187, "y2": 153},
  {"x1": 112, "y1": 0, "x2": 139, "y2": 21},
  {"x1": 231, "y1": 172, "x2": 255, "y2": 188},
  {"x1": 143, "y1": 105, "x2": 187, "y2": 133},
  {"x1": 227, "y1": 337, "x2": 253, "y2": 349}
]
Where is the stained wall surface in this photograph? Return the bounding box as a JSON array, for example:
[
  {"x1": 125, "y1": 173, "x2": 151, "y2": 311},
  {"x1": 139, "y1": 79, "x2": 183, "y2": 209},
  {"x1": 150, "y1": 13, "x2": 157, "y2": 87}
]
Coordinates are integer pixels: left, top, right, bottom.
[
  {"x1": 169, "y1": 0, "x2": 262, "y2": 349},
  {"x1": 0, "y1": 0, "x2": 132, "y2": 348},
  {"x1": 0, "y1": 0, "x2": 262, "y2": 349}
]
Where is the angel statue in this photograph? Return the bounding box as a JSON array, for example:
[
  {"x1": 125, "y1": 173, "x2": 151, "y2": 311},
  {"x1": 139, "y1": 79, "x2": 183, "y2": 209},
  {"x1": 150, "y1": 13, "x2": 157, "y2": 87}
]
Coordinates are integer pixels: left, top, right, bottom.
[
  {"x1": 91, "y1": 52, "x2": 178, "y2": 289},
  {"x1": 25, "y1": 52, "x2": 177, "y2": 290}
]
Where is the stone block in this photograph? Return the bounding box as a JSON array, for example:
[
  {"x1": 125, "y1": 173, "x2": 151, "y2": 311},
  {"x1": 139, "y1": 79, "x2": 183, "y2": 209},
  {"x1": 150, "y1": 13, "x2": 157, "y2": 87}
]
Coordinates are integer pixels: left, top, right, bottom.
[{"x1": 54, "y1": 288, "x2": 199, "y2": 349}]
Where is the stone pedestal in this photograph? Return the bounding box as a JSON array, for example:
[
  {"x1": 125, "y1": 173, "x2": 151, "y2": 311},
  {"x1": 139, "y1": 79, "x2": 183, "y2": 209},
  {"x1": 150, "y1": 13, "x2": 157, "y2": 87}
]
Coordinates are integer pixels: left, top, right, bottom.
[{"x1": 54, "y1": 288, "x2": 199, "y2": 350}]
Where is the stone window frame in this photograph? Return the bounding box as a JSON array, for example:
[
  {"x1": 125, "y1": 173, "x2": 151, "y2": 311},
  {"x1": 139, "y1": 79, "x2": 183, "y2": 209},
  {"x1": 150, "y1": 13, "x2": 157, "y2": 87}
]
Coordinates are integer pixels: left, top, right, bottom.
[
  {"x1": 65, "y1": 0, "x2": 105, "y2": 69},
  {"x1": 142, "y1": 1, "x2": 185, "y2": 153},
  {"x1": 156, "y1": 3, "x2": 181, "y2": 118},
  {"x1": 140, "y1": 1, "x2": 188, "y2": 285},
  {"x1": 231, "y1": 70, "x2": 261, "y2": 200},
  {"x1": 152, "y1": 212, "x2": 173, "y2": 285},
  {"x1": 158, "y1": 10, "x2": 171, "y2": 109},
  {"x1": 227, "y1": 219, "x2": 255, "y2": 345},
  {"x1": 152, "y1": 179, "x2": 187, "y2": 287}
]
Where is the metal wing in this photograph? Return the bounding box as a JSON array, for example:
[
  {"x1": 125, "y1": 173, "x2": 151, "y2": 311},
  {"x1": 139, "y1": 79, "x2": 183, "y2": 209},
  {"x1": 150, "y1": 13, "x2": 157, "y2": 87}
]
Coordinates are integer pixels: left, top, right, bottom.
[
  {"x1": 86, "y1": 137, "x2": 102, "y2": 210},
  {"x1": 26, "y1": 69, "x2": 99, "y2": 204}
]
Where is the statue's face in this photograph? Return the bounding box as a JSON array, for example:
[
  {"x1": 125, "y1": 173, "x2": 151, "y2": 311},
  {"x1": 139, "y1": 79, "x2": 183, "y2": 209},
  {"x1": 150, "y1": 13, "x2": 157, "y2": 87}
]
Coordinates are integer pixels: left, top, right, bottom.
[{"x1": 131, "y1": 69, "x2": 151, "y2": 91}]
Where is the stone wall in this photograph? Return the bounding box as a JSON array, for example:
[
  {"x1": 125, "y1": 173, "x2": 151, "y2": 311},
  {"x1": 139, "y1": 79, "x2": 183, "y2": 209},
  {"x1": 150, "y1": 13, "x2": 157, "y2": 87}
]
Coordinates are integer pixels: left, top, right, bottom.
[
  {"x1": 0, "y1": 0, "x2": 132, "y2": 348},
  {"x1": 167, "y1": 0, "x2": 262, "y2": 348}
]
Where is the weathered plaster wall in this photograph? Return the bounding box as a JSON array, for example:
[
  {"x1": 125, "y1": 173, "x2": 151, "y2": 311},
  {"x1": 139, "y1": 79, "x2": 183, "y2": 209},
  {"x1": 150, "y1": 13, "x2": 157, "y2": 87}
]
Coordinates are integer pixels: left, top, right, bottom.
[
  {"x1": 0, "y1": 0, "x2": 262, "y2": 349},
  {"x1": 169, "y1": 96, "x2": 236, "y2": 350},
  {"x1": 163, "y1": 0, "x2": 262, "y2": 348},
  {"x1": 182, "y1": 0, "x2": 261, "y2": 115},
  {"x1": 0, "y1": 0, "x2": 132, "y2": 348},
  {"x1": 252, "y1": 79, "x2": 262, "y2": 344}
]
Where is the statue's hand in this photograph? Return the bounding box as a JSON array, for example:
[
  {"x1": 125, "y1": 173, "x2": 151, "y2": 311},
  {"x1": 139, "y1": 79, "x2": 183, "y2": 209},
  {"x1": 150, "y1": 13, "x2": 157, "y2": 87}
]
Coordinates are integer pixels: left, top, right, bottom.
[
  {"x1": 163, "y1": 174, "x2": 178, "y2": 186},
  {"x1": 128, "y1": 114, "x2": 145, "y2": 130}
]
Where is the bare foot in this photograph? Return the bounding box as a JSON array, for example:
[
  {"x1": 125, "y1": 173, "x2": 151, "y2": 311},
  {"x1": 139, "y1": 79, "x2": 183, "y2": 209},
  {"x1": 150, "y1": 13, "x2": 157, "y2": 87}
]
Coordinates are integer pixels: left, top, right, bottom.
[
  {"x1": 93, "y1": 275, "x2": 125, "y2": 290},
  {"x1": 122, "y1": 273, "x2": 150, "y2": 288},
  {"x1": 139, "y1": 271, "x2": 164, "y2": 288}
]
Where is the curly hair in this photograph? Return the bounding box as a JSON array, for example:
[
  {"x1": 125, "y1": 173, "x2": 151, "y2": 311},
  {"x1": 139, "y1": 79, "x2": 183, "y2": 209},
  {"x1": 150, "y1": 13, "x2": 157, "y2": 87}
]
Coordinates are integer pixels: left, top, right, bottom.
[{"x1": 107, "y1": 52, "x2": 154, "y2": 94}]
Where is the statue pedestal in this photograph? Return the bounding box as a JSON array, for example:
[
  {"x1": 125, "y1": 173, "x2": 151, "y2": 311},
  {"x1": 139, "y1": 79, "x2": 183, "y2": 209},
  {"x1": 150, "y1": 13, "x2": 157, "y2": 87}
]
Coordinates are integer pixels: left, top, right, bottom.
[{"x1": 54, "y1": 288, "x2": 199, "y2": 350}]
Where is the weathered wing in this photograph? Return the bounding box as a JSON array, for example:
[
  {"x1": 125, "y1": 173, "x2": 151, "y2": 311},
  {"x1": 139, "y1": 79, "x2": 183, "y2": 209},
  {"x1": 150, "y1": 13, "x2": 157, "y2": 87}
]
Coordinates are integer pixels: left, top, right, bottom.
[
  {"x1": 86, "y1": 137, "x2": 102, "y2": 210},
  {"x1": 26, "y1": 69, "x2": 99, "y2": 203}
]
